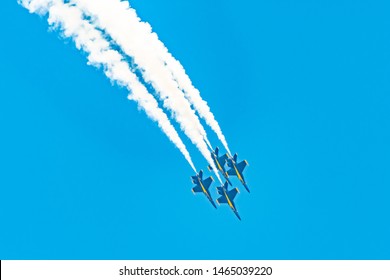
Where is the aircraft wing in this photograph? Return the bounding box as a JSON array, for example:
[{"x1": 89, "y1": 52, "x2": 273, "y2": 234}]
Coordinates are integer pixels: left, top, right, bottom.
[
  {"x1": 218, "y1": 154, "x2": 228, "y2": 165},
  {"x1": 216, "y1": 196, "x2": 227, "y2": 204},
  {"x1": 203, "y1": 177, "x2": 213, "y2": 189},
  {"x1": 236, "y1": 160, "x2": 248, "y2": 173},
  {"x1": 228, "y1": 188, "x2": 239, "y2": 200},
  {"x1": 227, "y1": 167, "x2": 237, "y2": 176},
  {"x1": 192, "y1": 185, "x2": 203, "y2": 193}
]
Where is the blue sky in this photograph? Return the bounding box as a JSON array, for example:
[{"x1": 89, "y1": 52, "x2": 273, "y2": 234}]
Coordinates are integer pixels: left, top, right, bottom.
[{"x1": 1, "y1": 0, "x2": 390, "y2": 259}]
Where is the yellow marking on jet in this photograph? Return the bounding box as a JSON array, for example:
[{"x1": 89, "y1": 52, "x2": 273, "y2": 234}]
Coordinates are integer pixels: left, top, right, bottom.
[
  {"x1": 225, "y1": 192, "x2": 234, "y2": 209},
  {"x1": 234, "y1": 165, "x2": 244, "y2": 183},
  {"x1": 199, "y1": 181, "x2": 207, "y2": 195},
  {"x1": 212, "y1": 154, "x2": 223, "y2": 172}
]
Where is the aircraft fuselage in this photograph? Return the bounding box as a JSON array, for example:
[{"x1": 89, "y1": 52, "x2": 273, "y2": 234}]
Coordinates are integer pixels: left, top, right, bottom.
[
  {"x1": 229, "y1": 159, "x2": 250, "y2": 192},
  {"x1": 195, "y1": 177, "x2": 217, "y2": 208}
]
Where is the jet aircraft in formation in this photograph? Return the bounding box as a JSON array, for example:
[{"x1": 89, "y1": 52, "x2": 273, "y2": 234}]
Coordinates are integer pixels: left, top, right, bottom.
[
  {"x1": 190, "y1": 147, "x2": 249, "y2": 220},
  {"x1": 208, "y1": 147, "x2": 231, "y2": 185},
  {"x1": 217, "y1": 181, "x2": 241, "y2": 220},
  {"x1": 191, "y1": 170, "x2": 216, "y2": 209},
  {"x1": 226, "y1": 153, "x2": 249, "y2": 193}
]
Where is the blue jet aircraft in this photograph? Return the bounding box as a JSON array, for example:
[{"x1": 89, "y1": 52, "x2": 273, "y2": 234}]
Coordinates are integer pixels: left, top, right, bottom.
[
  {"x1": 227, "y1": 153, "x2": 250, "y2": 193},
  {"x1": 191, "y1": 170, "x2": 216, "y2": 208},
  {"x1": 207, "y1": 147, "x2": 232, "y2": 185},
  {"x1": 216, "y1": 181, "x2": 241, "y2": 220}
]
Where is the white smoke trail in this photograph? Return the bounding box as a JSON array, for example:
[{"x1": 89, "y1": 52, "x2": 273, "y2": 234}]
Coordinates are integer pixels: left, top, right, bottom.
[
  {"x1": 18, "y1": 0, "x2": 197, "y2": 172},
  {"x1": 104, "y1": 2, "x2": 231, "y2": 155},
  {"x1": 79, "y1": 0, "x2": 230, "y2": 155},
  {"x1": 163, "y1": 56, "x2": 232, "y2": 155},
  {"x1": 73, "y1": 0, "x2": 222, "y2": 182}
]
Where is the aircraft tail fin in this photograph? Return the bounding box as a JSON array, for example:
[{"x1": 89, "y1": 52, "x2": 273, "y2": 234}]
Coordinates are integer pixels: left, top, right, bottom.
[
  {"x1": 223, "y1": 181, "x2": 229, "y2": 189},
  {"x1": 219, "y1": 153, "x2": 229, "y2": 165},
  {"x1": 192, "y1": 185, "x2": 202, "y2": 193},
  {"x1": 227, "y1": 167, "x2": 235, "y2": 176}
]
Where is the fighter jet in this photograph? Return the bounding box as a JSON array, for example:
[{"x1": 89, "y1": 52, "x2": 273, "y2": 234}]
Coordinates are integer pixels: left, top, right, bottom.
[
  {"x1": 191, "y1": 170, "x2": 217, "y2": 208},
  {"x1": 227, "y1": 153, "x2": 250, "y2": 193},
  {"x1": 207, "y1": 147, "x2": 232, "y2": 185},
  {"x1": 216, "y1": 181, "x2": 241, "y2": 220}
]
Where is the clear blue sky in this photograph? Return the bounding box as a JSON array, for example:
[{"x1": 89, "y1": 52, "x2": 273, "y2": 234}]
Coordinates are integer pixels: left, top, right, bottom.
[{"x1": 1, "y1": 0, "x2": 390, "y2": 259}]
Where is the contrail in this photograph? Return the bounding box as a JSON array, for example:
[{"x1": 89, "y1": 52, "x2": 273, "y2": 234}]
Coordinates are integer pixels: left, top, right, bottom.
[
  {"x1": 18, "y1": 0, "x2": 197, "y2": 172},
  {"x1": 73, "y1": 0, "x2": 222, "y2": 182},
  {"x1": 77, "y1": 0, "x2": 230, "y2": 155},
  {"x1": 163, "y1": 56, "x2": 232, "y2": 155},
  {"x1": 111, "y1": 3, "x2": 232, "y2": 155}
]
